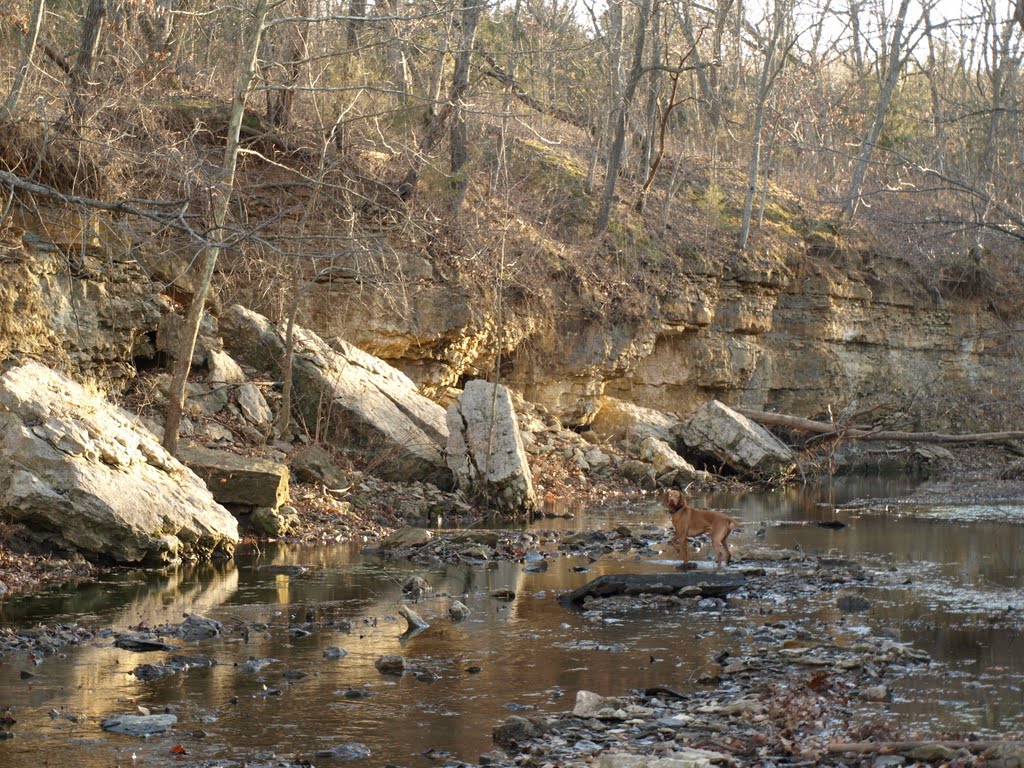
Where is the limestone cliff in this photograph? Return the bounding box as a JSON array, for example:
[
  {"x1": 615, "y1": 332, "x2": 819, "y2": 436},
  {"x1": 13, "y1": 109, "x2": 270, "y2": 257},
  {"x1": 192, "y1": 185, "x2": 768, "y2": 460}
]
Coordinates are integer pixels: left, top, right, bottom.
[
  {"x1": 296, "y1": 253, "x2": 1022, "y2": 432},
  {"x1": 1, "y1": 205, "x2": 1020, "y2": 434}
]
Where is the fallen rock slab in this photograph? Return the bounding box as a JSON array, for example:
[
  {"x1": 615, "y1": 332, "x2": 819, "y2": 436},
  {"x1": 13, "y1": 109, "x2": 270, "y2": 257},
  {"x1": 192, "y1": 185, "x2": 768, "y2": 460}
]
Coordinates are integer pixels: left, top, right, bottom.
[
  {"x1": 176, "y1": 444, "x2": 289, "y2": 512},
  {"x1": 563, "y1": 572, "x2": 745, "y2": 606},
  {"x1": 221, "y1": 304, "x2": 452, "y2": 487},
  {"x1": 446, "y1": 380, "x2": 538, "y2": 516},
  {"x1": 591, "y1": 397, "x2": 679, "y2": 444},
  {"x1": 0, "y1": 361, "x2": 238, "y2": 565},
  {"x1": 637, "y1": 436, "x2": 703, "y2": 486},
  {"x1": 674, "y1": 399, "x2": 796, "y2": 478}
]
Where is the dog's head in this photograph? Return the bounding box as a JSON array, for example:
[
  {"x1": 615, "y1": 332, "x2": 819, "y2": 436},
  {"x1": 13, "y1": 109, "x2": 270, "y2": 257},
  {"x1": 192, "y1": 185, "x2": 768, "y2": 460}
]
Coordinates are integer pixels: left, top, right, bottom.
[{"x1": 661, "y1": 489, "x2": 685, "y2": 512}]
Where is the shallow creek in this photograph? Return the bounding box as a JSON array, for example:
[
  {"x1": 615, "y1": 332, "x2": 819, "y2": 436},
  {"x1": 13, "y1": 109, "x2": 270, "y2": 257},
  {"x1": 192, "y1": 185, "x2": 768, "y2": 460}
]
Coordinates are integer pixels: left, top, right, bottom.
[{"x1": 1, "y1": 477, "x2": 1022, "y2": 767}]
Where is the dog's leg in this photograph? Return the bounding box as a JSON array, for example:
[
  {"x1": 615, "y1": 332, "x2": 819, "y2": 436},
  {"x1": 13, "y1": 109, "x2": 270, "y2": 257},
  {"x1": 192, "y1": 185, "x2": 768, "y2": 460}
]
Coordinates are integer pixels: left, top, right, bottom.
[
  {"x1": 710, "y1": 533, "x2": 723, "y2": 568},
  {"x1": 676, "y1": 509, "x2": 692, "y2": 564}
]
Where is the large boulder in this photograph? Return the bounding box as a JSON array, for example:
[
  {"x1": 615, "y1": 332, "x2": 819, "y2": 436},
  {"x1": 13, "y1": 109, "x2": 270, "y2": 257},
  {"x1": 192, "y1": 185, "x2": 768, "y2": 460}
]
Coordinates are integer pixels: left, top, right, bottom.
[
  {"x1": 446, "y1": 380, "x2": 537, "y2": 516},
  {"x1": 220, "y1": 305, "x2": 452, "y2": 488},
  {"x1": 591, "y1": 397, "x2": 678, "y2": 444},
  {"x1": 0, "y1": 361, "x2": 238, "y2": 564},
  {"x1": 637, "y1": 436, "x2": 704, "y2": 487},
  {"x1": 674, "y1": 400, "x2": 796, "y2": 477}
]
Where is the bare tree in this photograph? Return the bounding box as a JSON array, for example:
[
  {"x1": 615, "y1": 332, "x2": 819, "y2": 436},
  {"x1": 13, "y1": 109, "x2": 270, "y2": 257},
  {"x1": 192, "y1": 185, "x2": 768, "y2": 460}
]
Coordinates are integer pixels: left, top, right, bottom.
[
  {"x1": 737, "y1": 0, "x2": 795, "y2": 251},
  {"x1": 163, "y1": 0, "x2": 272, "y2": 455},
  {"x1": 843, "y1": 0, "x2": 922, "y2": 217},
  {"x1": 67, "y1": 0, "x2": 107, "y2": 124},
  {"x1": 3, "y1": 0, "x2": 47, "y2": 119},
  {"x1": 449, "y1": 0, "x2": 485, "y2": 213},
  {"x1": 595, "y1": 0, "x2": 654, "y2": 235}
]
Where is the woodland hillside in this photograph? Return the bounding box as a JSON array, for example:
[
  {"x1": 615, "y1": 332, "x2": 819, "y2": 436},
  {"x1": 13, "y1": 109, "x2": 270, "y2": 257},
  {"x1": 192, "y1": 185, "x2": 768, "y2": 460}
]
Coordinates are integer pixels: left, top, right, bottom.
[{"x1": 1, "y1": 0, "x2": 1023, "y2": 434}]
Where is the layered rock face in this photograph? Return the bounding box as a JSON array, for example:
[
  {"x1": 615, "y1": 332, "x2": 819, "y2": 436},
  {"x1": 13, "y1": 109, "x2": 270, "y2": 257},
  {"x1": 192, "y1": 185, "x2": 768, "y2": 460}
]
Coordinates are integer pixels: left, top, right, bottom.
[
  {"x1": 493, "y1": 266, "x2": 1018, "y2": 430},
  {"x1": 0, "y1": 361, "x2": 238, "y2": 564},
  {"x1": 2, "y1": 205, "x2": 1020, "y2": 435},
  {"x1": 1, "y1": 211, "x2": 166, "y2": 380},
  {"x1": 601, "y1": 268, "x2": 1021, "y2": 430},
  {"x1": 298, "y1": 256, "x2": 1022, "y2": 431}
]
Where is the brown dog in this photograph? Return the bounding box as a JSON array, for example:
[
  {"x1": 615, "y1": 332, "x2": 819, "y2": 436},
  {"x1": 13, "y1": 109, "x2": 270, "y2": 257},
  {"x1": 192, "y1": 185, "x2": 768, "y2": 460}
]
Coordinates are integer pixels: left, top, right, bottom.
[{"x1": 662, "y1": 489, "x2": 741, "y2": 567}]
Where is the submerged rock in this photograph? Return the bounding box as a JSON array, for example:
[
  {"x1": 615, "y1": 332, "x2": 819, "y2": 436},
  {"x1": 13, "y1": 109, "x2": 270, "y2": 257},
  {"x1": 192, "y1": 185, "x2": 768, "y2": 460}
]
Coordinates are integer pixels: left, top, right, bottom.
[
  {"x1": 564, "y1": 572, "x2": 744, "y2": 605},
  {"x1": 314, "y1": 742, "x2": 371, "y2": 760},
  {"x1": 374, "y1": 654, "x2": 410, "y2": 674},
  {"x1": 101, "y1": 713, "x2": 177, "y2": 736}
]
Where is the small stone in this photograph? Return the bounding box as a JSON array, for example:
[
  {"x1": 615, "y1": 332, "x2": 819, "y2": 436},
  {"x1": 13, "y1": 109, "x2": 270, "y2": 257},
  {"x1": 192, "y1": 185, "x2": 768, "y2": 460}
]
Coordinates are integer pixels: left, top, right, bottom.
[
  {"x1": 573, "y1": 690, "x2": 616, "y2": 718},
  {"x1": 492, "y1": 715, "x2": 545, "y2": 747},
  {"x1": 403, "y1": 576, "x2": 431, "y2": 597},
  {"x1": 374, "y1": 655, "x2": 409, "y2": 674},
  {"x1": 314, "y1": 743, "x2": 371, "y2": 760},
  {"x1": 237, "y1": 382, "x2": 273, "y2": 426},
  {"x1": 206, "y1": 350, "x2": 246, "y2": 385},
  {"x1": 858, "y1": 684, "x2": 890, "y2": 702},
  {"x1": 838, "y1": 595, "x2": 871, "y2": 613}
]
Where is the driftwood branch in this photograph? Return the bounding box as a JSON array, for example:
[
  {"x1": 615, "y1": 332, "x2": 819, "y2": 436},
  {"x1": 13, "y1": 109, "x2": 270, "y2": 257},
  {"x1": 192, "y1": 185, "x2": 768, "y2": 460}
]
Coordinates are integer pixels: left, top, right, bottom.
[
  {"x1": 0, "y1": 169, "x2": 202, "y2": 238},
  {"x1": 737, "y1": 407, "x2": 1024, "y2": 444}
]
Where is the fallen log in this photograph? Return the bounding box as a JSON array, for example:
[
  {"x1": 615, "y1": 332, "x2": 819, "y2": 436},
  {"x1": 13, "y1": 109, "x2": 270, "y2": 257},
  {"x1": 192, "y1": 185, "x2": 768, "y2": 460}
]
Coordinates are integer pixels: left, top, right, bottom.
[
  {"x1": 563, "y1": 572, "x2": 744, "y2": 606},
  {"x1": 828, "y1": 740, "x2": 1024, "y2": 754},
  {"x1": 736, "y1": 408, "x2": 1024, "y2": 444}
]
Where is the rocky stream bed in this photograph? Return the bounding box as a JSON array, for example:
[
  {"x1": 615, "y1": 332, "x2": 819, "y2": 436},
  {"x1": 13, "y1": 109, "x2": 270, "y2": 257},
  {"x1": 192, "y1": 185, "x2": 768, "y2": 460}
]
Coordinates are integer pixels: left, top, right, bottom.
[{"x1": 3, "y1": 493, "x2": 1024, "y2": 768}]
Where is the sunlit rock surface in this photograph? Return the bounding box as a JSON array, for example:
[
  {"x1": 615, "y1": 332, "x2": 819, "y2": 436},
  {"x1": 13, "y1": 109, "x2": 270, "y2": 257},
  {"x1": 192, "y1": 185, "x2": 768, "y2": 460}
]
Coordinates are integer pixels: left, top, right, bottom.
[
  {"x1": 675, "y1": 400, "x2": 796, "y2": 477},
  {"x1": 0, "y1": 361, "x2": 238, "y2": 564},
  {"x1": 446, "y1": 380, "x2": 538, "y2": 516},
  {"x1": 221, "y1": 304, "x2": 452, "y2": 488}
]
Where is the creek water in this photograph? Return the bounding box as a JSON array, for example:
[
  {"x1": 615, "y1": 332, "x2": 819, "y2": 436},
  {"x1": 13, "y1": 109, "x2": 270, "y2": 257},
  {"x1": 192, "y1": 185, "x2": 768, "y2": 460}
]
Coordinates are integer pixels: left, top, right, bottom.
[{"x1": 1, "y1": 477, "x2": 1023, "y2": 767}]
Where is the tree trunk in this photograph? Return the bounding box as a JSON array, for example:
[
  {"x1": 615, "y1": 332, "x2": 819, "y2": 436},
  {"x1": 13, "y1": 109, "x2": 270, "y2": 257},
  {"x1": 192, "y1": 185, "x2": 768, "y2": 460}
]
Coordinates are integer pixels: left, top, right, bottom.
[
  {"x1": 449, "y1": 0, "x2": 484, "y2": 213},
  {"x1": 490, "y1": 0, "x2": 523, "y2": 195},
  {"x1": 594, "y1": 0, "x2": 652, "y2": 236},
  {"x1": 3, "y1": 0, "x2": 47, "y2": 118},
  {"x1": 67, "y1": 0, "x2": 107, "y2": 123},
  {"x1": 276, "y1": 262, "x2": 301, "y2": 436},
  {"x1": 267, "y1": 0, "x2": 309, "y2": 128},
  {"x1": 396, "y1": 0, "x2": 479, "y2": 203},
  {"x1": 383, "y1": 0, "x2": 409, "y2": 105},
  {"x1": 347, "y1": 0, "x2": 367, "y2": 47},
  {"x1": 843, "y1": 0, "x2": 913, "y2": 217},
  {"x1": 738, "y1": 0, "x2": 791, "y2": 252},
  {"x1": 163, "y1": 0, "x2": 271, "y2": 455},
  {"x1": 638, "y1": 1, "x2": 662, "y2": 178}
]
